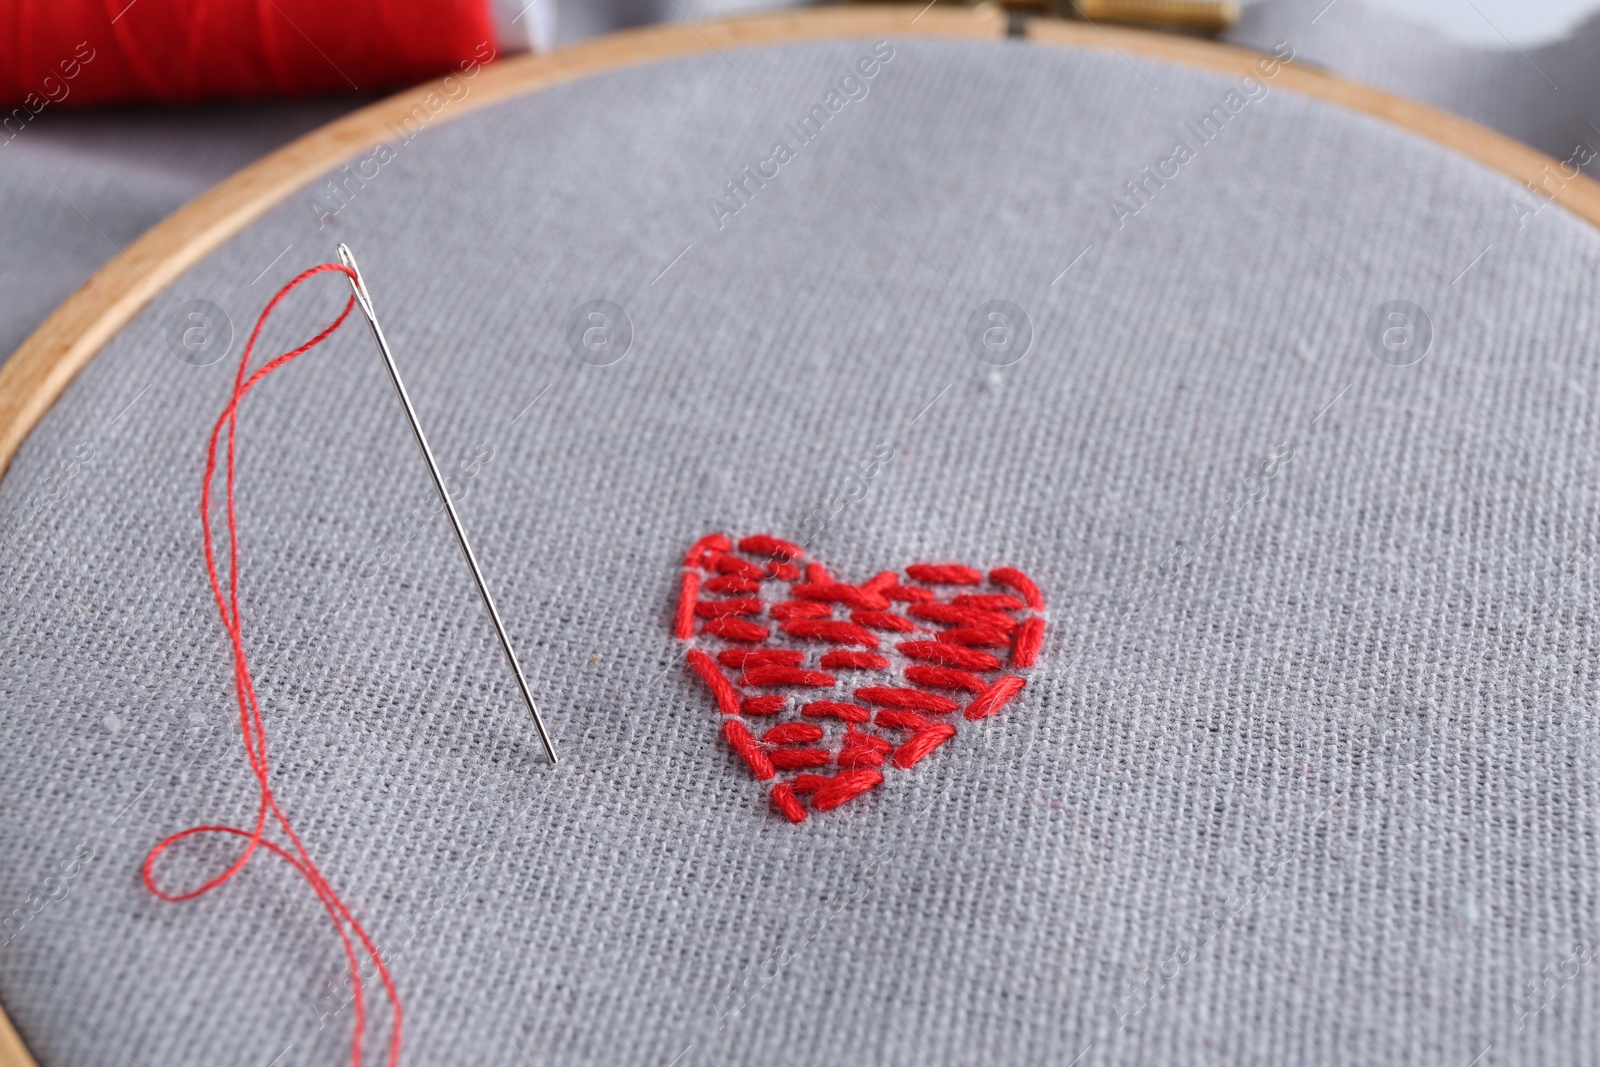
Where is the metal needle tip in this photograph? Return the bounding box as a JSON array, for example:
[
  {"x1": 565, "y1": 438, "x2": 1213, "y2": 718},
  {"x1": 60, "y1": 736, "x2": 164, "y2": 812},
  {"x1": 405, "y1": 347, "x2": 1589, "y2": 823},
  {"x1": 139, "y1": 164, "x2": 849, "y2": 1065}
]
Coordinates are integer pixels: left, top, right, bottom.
[{"x1": 335, "y1": 243, "x2": 558, "y2": 764}]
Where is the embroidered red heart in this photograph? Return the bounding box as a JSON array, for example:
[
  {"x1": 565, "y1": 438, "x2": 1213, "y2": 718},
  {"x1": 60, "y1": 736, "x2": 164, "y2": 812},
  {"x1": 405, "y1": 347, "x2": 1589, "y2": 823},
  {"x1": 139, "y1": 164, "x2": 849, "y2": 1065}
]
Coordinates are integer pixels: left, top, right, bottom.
[{"x1": 674, "y1": 533, "x2": 1045, "y2": 822}]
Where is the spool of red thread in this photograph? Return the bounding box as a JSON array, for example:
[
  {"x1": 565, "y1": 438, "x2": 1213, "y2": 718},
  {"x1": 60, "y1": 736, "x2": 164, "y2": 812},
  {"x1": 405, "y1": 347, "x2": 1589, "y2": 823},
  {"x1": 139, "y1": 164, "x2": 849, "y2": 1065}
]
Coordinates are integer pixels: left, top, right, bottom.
[{"x1": 0, "y1": 0, "x2": 511, "y2": 109}]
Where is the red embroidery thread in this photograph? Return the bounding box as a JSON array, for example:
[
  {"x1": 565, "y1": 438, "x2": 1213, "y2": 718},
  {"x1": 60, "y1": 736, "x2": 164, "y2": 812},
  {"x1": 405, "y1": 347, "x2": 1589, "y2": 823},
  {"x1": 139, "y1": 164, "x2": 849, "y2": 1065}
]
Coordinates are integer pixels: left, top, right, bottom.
[
  {"x1": 674, "y1": 535, "x2": 1047, "y2": 821},
  {"x1": 141, "y1": 264, "x2": 400, "y2": 1067}
]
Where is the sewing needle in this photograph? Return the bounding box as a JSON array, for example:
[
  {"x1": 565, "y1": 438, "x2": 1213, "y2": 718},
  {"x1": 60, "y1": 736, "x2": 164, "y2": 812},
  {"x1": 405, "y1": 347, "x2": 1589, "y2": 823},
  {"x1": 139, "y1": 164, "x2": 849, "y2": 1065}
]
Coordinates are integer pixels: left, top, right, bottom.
[{"x1": 336, "y1": 243, "x2": 558, "y2": 764}]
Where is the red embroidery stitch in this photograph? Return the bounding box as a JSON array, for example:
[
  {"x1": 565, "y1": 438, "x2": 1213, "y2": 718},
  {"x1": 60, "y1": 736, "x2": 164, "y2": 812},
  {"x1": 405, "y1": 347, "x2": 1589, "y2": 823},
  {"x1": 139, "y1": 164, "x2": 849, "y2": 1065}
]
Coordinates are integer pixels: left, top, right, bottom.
[
  {"x1": 819, "y1": 650, "x2": 890, "y2": 670},
  {"x1": 771, "y1": 782, "x2": 806, "y2": 823},
  {"x1": 724, "y1": 719, "x2": 775, "y2": 779},
  {"x1": 892, "y1": 723, "x2": 958, "y2": 769},
  {"x1": 781, "y1": 619, "x2": 879, "y2": 647},
  {"x1": 686, "y1": 649, "x2": 740, "y2": 715},
  {"x1": 704, "y1": 574, "x2": 760, "y2": 594},
  {"x1": 772, "y1": 601, "x2": 832, "y2": 621},
  {"x1": 904, "y1": 665, "x2": 988, "y2": 692},
  {"x1": 1012, "y1": 617, "x2": 1046, "y2": 668},
  {"x1": 738, "y1": 666, "x2": 836, "y2": 688},
  {"x1": 701, "y1": 617, "x2": 769, "y2": 642},
  {"x1": 696, "y1": 600, "x2": 759, "y2": 620},
  {"x1": 810, "y1": 770, "x2": 885, "y2": 810},
  {"x1": 989, "y1": 566, "x2": 1044, "y2": 610},
  {"x1": 907, "y1": 603, "x2": 1017, "y2": 631},
  {"x1": 965, "y1": 675, "x2": 1027, "y2": 721},
  {"x1": 855, "y1": 686, "x2": 959, "y2": 713},
  {"x1": 838, "y1": 747, "x2": 888, "y2": 769},
  {"x1": 936, "y1": 627, "x2": 1010, "y2": 648},
  {"x1": 803, "y1": 701, "x2": 873, "y2": 723},
  {"x1": 851, "y1": 610, "x2": 916, "y2": 632},
  {"x1": 685, "y1": 533, "x2": 730, "y2": 567},
  {"x1": 675, "y1": 536, "x2": 1046, "y2": 821},
  {"x1": 740, "y1": 534, "x2": 805, "y2": 559},
  {"x1": 674, "y1": 572, "x2": 699, "y2": 641},
  {"x1": 719, "y1": 649, "x2": 805, "y2": 669},
  {"x1": 875, "y1": 709, "x2": 935, "y2": 731},
  {"x1": 770, "y1": 748, "x2": 832, "y2": 770},
  {"x1": 763, "y1": 722, "x2": 825, "y2": 744},
  {"x1": 792, "y1": 582, "x2": 890, "y2": 609},
  {"x1": 905, "y1": 563, "x2": 984, "y2": 585},
  {"x1": 715, "y1": 555, "x2": 764, "y2": 580}
]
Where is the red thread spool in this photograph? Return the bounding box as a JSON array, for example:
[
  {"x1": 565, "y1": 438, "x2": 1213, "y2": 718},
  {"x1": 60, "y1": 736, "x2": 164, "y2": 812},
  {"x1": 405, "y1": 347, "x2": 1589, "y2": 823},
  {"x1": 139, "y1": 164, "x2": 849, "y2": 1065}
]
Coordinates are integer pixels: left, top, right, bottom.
[{"x1": 0, "y1": 0, "x2": 499, "y2": 109}]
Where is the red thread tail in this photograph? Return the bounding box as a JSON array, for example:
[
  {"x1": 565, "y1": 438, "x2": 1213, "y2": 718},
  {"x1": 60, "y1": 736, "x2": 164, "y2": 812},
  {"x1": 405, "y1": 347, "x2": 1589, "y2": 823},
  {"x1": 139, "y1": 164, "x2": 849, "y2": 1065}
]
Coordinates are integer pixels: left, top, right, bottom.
[
  {"x1": 142, "y1": 262, "x2": 400, "y2": 1067},
  {"x1": 897, "y1": 641, "x2": 1002, "y2": 671}
]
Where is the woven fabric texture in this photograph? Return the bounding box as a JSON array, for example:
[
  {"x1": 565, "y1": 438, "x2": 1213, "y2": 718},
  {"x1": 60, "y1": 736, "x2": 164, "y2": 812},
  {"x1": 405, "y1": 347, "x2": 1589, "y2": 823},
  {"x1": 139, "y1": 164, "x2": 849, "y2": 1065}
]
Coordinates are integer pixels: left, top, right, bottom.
[{"x1": 4, "y1": 34, "x2": 1600, "y2": 1067}]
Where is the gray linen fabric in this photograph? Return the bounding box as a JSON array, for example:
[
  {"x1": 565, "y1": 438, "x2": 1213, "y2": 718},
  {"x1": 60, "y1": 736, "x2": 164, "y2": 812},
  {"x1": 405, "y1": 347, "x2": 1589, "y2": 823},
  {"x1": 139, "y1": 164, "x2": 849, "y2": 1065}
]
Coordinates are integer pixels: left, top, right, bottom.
[{"x1": 5, "y1": 33, "x2": 1600, "y2": 1067}]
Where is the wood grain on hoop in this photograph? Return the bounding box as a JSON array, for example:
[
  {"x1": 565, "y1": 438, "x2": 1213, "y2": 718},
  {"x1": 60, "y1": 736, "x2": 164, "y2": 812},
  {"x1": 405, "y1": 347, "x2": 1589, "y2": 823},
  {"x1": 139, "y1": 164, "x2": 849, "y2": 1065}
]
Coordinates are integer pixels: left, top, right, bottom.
[
  {"x1": 0, "y1": 1009, "x2": 29, "y2": 1067},
  {"x1": 1, "y1": 8, "x2": 1599, "y2": 1066}
]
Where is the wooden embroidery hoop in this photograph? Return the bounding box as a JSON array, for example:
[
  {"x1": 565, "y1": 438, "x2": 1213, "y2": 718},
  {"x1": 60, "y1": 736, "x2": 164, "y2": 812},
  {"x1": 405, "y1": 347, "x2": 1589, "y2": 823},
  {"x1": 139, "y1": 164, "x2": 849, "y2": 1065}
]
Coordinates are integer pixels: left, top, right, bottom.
[{"x1": 1, "y1": 6, "x2": 1597, "y2": 1064}]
